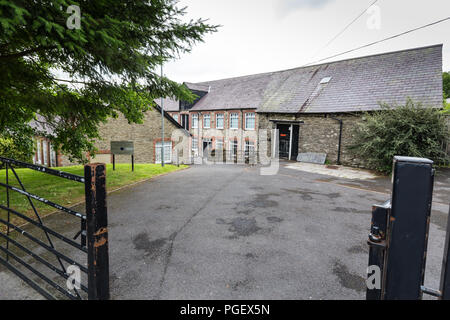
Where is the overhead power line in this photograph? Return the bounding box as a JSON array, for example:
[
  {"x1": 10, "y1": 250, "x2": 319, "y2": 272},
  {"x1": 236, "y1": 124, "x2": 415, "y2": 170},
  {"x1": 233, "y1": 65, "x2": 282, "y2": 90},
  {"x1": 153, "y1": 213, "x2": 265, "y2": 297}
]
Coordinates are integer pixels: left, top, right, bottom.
[
  {"x1": 303, "y1": 16, "x2": 450, "y2": 67},
  {"x1": 311, "y1": 0, "x2": 379, "y2": 59}
]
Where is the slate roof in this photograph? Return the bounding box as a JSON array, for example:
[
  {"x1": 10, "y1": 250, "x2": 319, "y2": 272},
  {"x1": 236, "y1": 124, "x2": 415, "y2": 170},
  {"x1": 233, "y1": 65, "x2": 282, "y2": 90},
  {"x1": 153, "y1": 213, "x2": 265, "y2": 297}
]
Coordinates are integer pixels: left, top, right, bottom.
[
  {"x1": 156, "y1": 97, "x2": 180, "y2": 112},
  {"x1": 187, "y1": 44, "x2": 443, "y2": 113}
]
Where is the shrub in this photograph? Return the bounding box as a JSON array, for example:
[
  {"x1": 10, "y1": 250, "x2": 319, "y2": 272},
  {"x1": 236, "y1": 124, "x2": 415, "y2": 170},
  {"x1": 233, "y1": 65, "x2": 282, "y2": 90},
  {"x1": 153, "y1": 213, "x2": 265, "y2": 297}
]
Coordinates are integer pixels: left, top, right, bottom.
[
  {"x1": 348, "y1": 99, "x2": 449, "y2": 174},
  {"x1": 0, "y1": 136, "x2": 34, "y2": 167}
]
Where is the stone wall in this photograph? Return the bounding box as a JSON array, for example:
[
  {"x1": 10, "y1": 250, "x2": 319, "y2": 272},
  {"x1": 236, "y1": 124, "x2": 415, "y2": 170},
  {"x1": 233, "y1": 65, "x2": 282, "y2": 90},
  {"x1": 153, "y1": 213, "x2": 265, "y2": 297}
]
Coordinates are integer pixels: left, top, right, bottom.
[
  {"x1": 258, "y1": 113, "x2": 363, "y2": 166},
  {"x1": 59, "y1": 109, "x2": 190, "y2": 166}
]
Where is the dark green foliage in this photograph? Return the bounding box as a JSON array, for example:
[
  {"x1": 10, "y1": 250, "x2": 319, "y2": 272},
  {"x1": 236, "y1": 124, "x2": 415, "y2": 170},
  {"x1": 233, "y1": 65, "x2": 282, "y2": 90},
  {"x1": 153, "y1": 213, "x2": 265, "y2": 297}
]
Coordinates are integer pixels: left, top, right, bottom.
[
  {"x1": 444, "y1": 72, "x2": 450, "y2": 114},
  {"x1": 0, "y1": 123, "x2": 34, "y2": 166},
  {"x1": 348, "y1": 99, "x2": 449, "y2": 174},
  {"x1": 0, "y1": 1, "x2": 217, "y2": 162},
  {"x1": 444, "y1": 71, "x2": 450, "y2": 99}
]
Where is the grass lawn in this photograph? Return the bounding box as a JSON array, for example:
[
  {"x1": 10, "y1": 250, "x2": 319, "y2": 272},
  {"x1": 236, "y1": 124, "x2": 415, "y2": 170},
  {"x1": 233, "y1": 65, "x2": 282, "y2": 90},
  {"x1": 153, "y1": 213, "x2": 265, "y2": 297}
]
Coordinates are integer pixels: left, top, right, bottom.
[{"x1": 0, "y1": 163, "x2": 187, "y2": 231}]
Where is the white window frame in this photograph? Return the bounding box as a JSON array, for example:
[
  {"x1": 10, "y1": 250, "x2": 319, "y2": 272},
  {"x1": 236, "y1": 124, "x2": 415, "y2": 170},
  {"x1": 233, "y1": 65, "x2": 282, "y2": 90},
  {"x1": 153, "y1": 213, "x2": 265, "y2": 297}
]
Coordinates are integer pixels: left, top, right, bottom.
[
  {"x1": 245, "y1": 112, "x2": 256, "y2": 130},
  {"x1": 216, "y1": 113, "x2": 224, "y2": 129},
  {"x1": 203, "y1": 114, "x2": 211, "y2": 129},
  {"x1": 230, "y1": 113, "x2": 239, "y2": 130},
  {"x1": 173, "y1": 114, "x2": 179, "y2": 123},
  {"x1": 50, "y1": 143, "x2": 57, "y2": 167},
  {"x1": 155, "y1": 141, "x2": 172, "y2": 164},
  {"x1": 245, "y1": 140, "x2": 255, "y2": 154},
  {"x1": 192, "y1": 114, "x2": 198, "y2": 129},
  {"x1": 192, "y1": 137, "x2": 199, "y2": 156},
  {"x1": 229, "y1": 140, "x2": 238, "y2": 156},
  {"x1": 216, "y1": 139, "x2": 223, "y2": 150},
  {"x1": 36, "y1": 139, "x2": 42, "y2": 164}
]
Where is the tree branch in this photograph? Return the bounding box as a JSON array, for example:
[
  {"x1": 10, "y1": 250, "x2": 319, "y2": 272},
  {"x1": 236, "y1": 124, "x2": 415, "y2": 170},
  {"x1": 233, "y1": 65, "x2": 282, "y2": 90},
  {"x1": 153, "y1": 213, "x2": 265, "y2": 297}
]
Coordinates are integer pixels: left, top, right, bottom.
[{"x1": 0, "y1": 45, "x2": 57, "y2": 60}]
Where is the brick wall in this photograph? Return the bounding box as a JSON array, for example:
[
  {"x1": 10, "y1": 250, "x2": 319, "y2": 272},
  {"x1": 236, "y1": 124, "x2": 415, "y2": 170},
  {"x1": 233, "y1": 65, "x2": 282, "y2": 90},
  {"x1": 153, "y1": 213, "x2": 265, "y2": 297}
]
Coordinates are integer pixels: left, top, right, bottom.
[{"x1": 188, "y1": 110, "x2": 258, "y2": 154}]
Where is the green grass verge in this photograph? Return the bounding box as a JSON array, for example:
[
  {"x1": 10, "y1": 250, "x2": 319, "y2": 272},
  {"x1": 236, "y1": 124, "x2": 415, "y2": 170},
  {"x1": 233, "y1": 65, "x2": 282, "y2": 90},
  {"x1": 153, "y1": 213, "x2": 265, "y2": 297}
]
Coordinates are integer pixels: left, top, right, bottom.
[{"x1": 0, "y1": 163, "x2": 187, "y2": 230}]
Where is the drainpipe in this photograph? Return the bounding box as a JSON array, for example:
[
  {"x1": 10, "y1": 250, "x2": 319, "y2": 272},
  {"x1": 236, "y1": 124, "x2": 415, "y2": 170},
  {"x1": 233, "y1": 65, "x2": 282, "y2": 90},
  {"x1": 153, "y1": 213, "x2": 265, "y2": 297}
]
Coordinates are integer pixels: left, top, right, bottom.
[{"x1": 330, "y1": 116, "x2": 343, "y2": 165}]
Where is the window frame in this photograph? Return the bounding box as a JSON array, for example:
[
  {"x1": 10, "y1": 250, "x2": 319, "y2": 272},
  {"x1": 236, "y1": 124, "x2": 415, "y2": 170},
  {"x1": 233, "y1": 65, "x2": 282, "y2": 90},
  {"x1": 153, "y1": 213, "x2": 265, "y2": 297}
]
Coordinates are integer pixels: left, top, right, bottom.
[
  {"x1": 216, "y1": 113, "x2": 224, "y2": 129},
  {"x1": 155, "y1": 141, "x2": 172, "y2": 164},
  {"x1": 203, "y1": 114, "x2": 211, "y2": 129},
  {"x1": 192, "y1": 114, "x2": 198, "y2": 129},
  {"x1": 245, "y1": 112, "x2": 256, "y2": 130},
  {"x1": 229, "y1": 113, "x2": 239, "y2": 130}
]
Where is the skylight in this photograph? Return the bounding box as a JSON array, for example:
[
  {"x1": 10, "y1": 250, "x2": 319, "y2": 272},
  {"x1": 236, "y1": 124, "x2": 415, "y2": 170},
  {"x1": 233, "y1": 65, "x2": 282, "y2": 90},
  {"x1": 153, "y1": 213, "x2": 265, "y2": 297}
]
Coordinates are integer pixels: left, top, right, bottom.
[{"x1": 320, "y1": 77, "x2": 332, "y2": 84}]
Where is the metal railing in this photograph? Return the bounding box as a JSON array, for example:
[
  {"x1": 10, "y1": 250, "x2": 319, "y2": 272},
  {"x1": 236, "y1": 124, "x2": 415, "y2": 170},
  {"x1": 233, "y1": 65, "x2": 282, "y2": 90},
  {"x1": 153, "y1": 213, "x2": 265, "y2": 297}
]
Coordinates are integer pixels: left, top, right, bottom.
[{"x1": 0, "y1": 157, "x2": 109, "y2": 300}]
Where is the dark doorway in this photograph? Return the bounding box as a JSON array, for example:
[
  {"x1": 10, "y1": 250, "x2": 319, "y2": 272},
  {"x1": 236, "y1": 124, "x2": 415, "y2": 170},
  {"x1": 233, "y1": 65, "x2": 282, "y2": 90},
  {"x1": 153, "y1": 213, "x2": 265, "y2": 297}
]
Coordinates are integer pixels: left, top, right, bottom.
[
  {"x1": 291, "y1": 125, "x2": 299, "y2": 161},
  {"x1": 277, "y1": 123, "x2": 300, "y2": 160},
  {"x1": 203, "y1": 138, "x2": 212, "y2": 157},
  {"x1": 278, "y1": 124, "x2": 290, "y2": 159}
]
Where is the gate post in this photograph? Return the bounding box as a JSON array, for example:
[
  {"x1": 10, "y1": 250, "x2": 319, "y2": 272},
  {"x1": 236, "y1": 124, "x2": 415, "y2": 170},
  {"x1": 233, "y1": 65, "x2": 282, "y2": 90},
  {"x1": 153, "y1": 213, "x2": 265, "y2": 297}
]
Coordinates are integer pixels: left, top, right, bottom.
[
  {"x1": 440, "y1": 205, "x2": 450, "y2": 300},
  {"x1": 383, "y1": 156, "x2": 434, "y2": 300},
  {"x1": 84, "y1": 163, "x2": 110, "y2": 300}
]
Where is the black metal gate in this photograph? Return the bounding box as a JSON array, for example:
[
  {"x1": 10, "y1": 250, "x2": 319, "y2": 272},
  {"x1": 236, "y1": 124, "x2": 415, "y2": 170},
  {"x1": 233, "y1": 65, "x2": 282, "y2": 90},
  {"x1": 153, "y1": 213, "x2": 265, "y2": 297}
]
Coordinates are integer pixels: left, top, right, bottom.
[
  {"x1": 366, "y1": 156, "x2": 450, "y2": 300},
  {"x1": 0, "y1": 157, "x2": 109, "y2": 300}
]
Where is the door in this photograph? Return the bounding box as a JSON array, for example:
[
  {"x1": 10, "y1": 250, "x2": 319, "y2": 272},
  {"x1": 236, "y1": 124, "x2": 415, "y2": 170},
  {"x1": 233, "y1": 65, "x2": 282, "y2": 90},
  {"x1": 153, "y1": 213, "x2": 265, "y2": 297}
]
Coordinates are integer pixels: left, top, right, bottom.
[
  {"x1": 203, "y1": 139, "x2": 212, "y2": 158},
  {"x1": 291, "y1": 125, "x2": 299, "y2": 161},
  {"x1": 278, "y1": 124, "x2": 290, "y2": 159}
]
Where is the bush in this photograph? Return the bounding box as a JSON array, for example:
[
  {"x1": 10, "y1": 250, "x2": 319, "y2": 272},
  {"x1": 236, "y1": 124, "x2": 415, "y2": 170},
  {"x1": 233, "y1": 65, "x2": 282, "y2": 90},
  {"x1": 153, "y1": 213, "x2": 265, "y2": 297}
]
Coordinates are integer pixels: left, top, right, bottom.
[
  {"x1": 0, "y1": 136, "x2": 34, "y2": 167},
  {"x1": 348, "y1": 99, "x2": 449, "y2": 174}
]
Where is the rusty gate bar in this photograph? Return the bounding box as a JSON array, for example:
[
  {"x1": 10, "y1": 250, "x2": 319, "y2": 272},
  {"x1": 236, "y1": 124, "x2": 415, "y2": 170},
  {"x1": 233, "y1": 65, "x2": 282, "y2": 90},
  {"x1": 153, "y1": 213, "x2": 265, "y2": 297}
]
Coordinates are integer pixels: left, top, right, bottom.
[
  {"x1": 85, "y1": 163, "x2": 110, "y2": 300},
  {"x1": 440, "y1": 205, "x2": 450, "y2": 299},
  {"x1": 0, "y1": 156, "x2": 109, "y2": 300}
]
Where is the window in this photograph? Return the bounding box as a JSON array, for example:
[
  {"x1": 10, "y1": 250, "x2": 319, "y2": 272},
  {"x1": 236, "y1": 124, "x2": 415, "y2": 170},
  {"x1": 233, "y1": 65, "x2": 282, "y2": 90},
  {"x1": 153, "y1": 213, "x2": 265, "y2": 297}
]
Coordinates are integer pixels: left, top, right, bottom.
[
  {"x1": 229, "y1": 139, "x2": 238, "y2": 156},
  {"x1": 203, "y1": 114, "x2": 210, "y2": 128},
  {"x1": 50, "y1": 143, "x2": 57, "y2": 167},
  {"x1": 173, "y1": 114, "x2": 179, "y2": 123},
  {"x1": 192, "y1": 114, "x2": 198, "y2": 129},
  {"x1": 230, "y1": 113, "x2": 239, "y2": 129},
  {"x1": 192, "y1": 137, "x2": 198, "y2": 156},
  {"x1": 216, "y1": 113, "x2": 224, "y2": 129},
  {"x1": 245, "y1": 140, "x2": 255, "y2": 155},
  {"x1": 181, "y1": 114, "x2": 189, "y2": 130},
  {"x1": 36, "y1": 140, "x2": 42, "y2": 164},
  {"x1": 216, "y1": 139, "x2": 223, "y2": 150},
  {"x1": 155, "y1": 142, "x2": 172, "y2": 164},
  {"x1": 245, "y1": 113, "x2": 255, "y2": 130}
]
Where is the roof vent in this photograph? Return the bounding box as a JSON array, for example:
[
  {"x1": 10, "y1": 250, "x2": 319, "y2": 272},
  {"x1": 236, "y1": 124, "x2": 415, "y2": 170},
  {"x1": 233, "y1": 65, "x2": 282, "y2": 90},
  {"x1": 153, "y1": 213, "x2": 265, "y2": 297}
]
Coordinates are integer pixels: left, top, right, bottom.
[{"x1": 320, "y1": 77, "x2": 332, "y2": 84}]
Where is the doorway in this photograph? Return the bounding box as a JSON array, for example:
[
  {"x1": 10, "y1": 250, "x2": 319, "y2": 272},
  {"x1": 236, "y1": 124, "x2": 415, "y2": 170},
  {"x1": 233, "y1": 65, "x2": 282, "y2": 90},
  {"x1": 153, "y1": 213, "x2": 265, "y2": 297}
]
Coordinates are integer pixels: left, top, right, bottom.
[{"x1": 277, "y1": 123, "x2": 299, "y2": 160}]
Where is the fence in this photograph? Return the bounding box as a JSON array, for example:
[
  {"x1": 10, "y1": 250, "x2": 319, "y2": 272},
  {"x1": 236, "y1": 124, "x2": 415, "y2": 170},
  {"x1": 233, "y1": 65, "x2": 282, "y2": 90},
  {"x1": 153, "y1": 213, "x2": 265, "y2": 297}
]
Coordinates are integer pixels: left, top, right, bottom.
[{"x1": 0, "y1": 157, "x2": 109, "y2": 300}]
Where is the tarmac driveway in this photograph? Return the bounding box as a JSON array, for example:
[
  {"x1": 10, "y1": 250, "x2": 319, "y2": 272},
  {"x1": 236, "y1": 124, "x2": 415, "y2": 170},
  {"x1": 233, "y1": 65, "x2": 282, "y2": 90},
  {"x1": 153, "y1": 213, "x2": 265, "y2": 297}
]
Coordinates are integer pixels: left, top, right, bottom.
[
  {"x1": 106, "y1": 163, "x2": 448, "y2": 299},
  {"x1": 1, "y1": 162, "x2": 449, "y2": 300}
]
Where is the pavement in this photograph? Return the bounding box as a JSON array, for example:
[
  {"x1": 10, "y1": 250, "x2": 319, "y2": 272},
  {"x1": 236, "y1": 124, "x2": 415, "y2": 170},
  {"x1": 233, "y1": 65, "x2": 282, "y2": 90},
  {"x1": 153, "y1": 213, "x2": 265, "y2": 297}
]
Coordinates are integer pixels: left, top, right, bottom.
[{"x1": 0, "y1": 161, "x2": 449, "y2": 300}]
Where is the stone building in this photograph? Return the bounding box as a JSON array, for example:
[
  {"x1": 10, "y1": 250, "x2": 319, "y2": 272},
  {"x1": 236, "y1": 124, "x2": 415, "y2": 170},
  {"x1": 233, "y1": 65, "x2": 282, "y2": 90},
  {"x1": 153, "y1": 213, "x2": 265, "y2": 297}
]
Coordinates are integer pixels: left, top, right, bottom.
[
  {"x1": 36, "y1": 44, "x2": 444, "y2": 167},
  {"x1": 167, "y1": 44, "x2": 443, "y2": 166},
  {"x1": 57, "y1": 104, "x2": 191, "y2": 166}
]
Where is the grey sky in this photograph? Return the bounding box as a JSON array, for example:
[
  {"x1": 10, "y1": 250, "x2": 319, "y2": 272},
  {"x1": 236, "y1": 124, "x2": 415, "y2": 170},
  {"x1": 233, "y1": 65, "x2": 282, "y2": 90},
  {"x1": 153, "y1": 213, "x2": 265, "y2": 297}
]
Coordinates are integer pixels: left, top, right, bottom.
[{"x1": 164, "y1": 0, "x2": 450, "y2": 83}]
